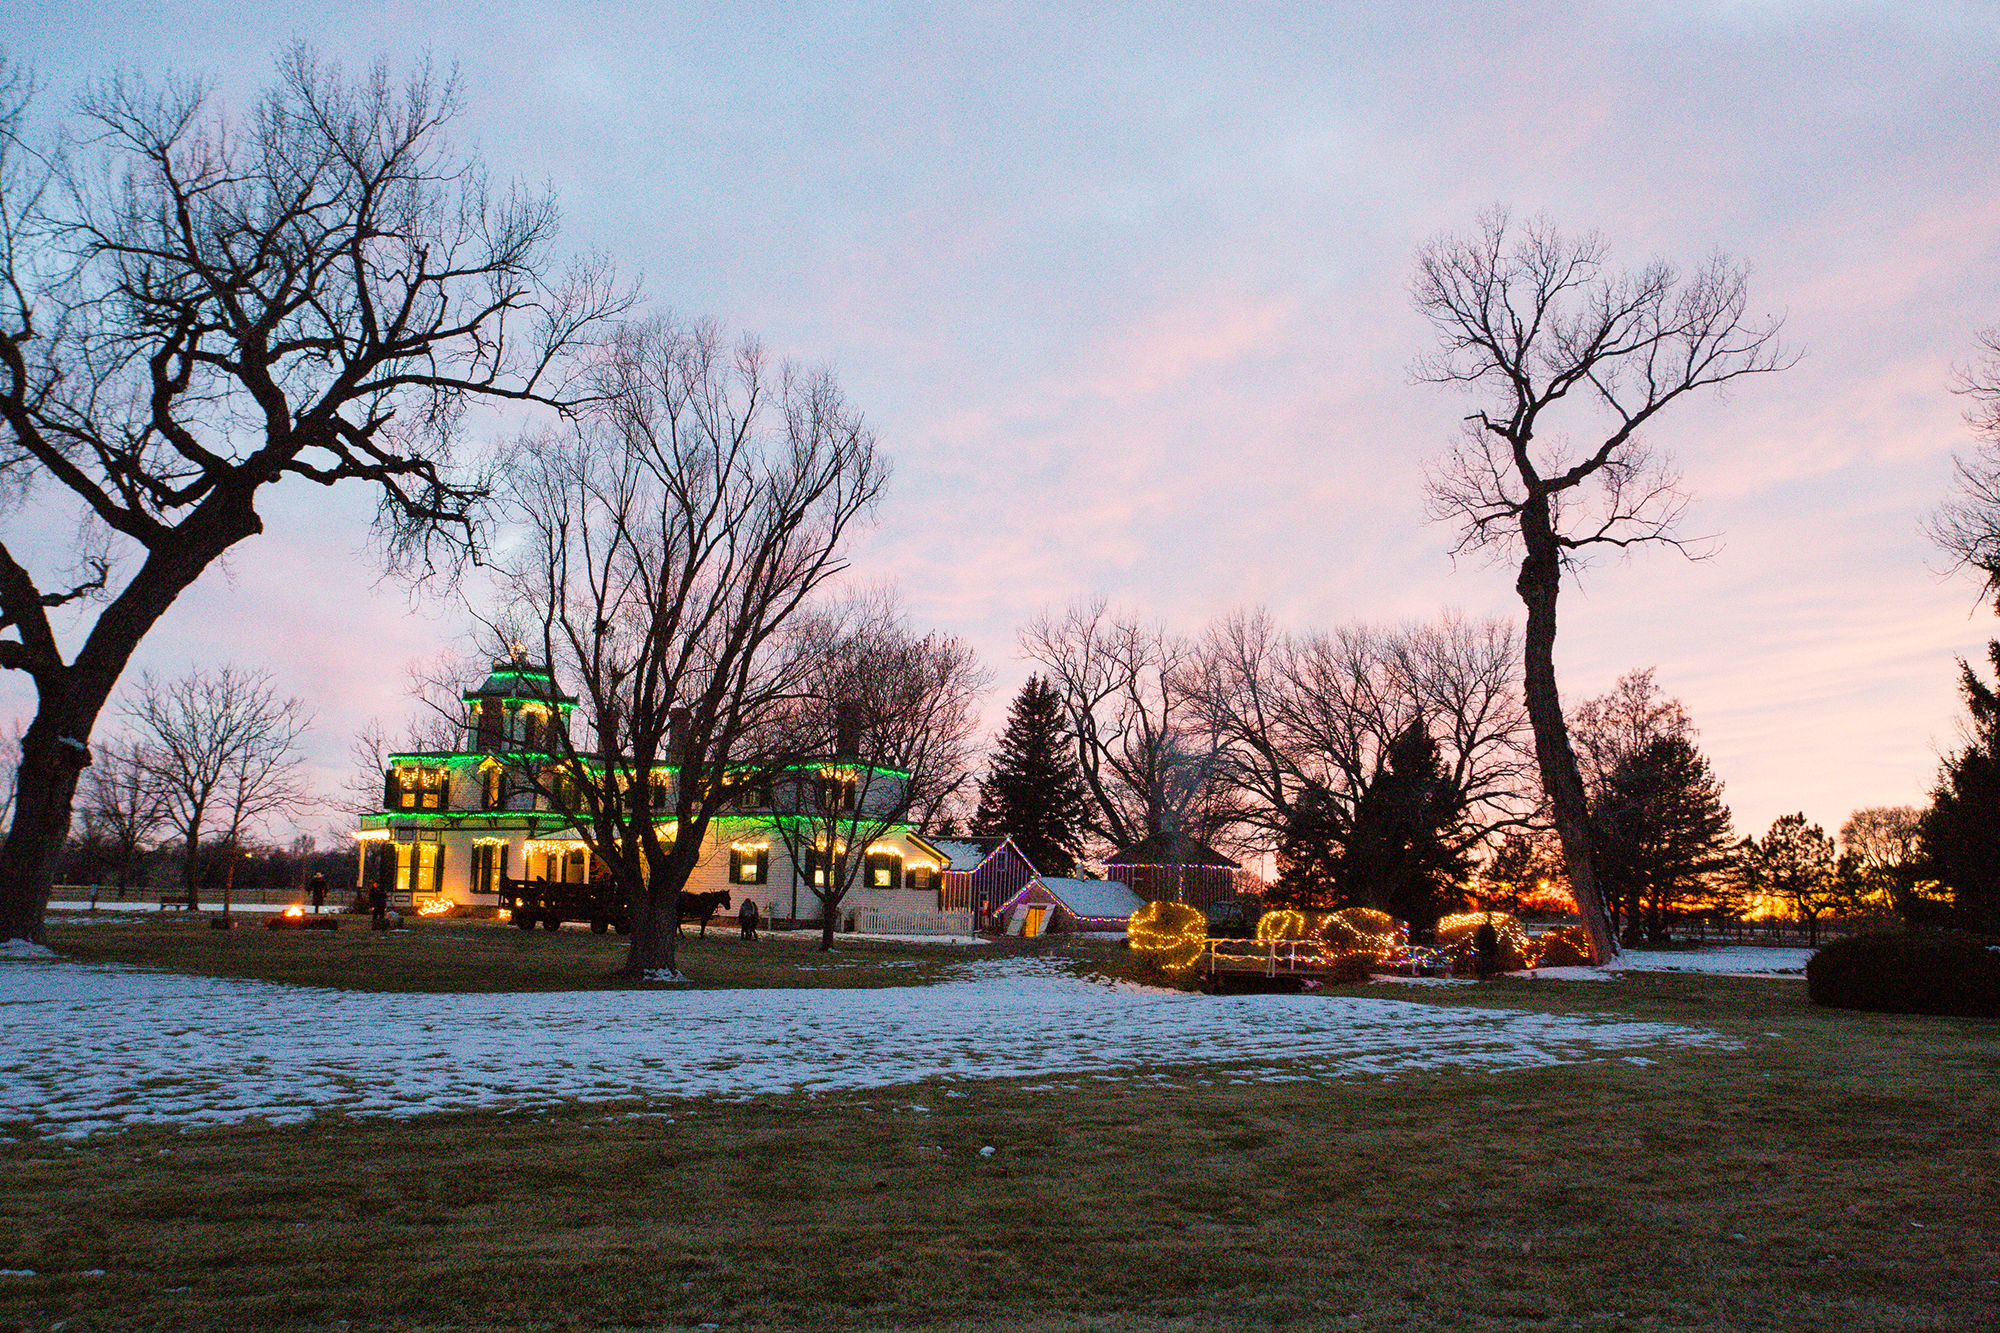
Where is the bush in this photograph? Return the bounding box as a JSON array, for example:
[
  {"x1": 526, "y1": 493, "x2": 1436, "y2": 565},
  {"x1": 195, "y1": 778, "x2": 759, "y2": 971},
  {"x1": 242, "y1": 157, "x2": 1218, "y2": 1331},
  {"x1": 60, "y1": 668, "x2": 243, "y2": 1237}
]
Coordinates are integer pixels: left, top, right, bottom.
[{"x1": 1805, "y1": 931, "x2": 2000, "y2": 1018}]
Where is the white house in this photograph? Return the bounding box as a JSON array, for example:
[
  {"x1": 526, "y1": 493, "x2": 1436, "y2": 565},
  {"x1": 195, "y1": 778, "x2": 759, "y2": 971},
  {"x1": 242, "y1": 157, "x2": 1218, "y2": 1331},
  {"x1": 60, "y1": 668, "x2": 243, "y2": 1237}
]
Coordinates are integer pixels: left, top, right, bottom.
[{"x1": 354, "y1": 660, "x2": 962, "y2": 930}]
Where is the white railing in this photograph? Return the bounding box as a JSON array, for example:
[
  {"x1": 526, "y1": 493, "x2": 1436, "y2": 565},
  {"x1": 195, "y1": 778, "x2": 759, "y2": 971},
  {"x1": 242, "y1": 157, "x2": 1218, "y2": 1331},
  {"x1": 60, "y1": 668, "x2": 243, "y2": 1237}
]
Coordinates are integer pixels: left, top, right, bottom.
[{"x1": 1202, "y1": 937, "x2": 1350, "y2": 977}]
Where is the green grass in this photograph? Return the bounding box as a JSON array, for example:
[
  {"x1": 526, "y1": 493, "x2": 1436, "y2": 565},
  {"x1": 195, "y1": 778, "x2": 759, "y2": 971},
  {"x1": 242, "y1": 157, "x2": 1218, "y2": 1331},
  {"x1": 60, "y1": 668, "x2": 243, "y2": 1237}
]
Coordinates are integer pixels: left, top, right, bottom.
[
  {"x1": 40, "y1": 911, "x2": 1009, "y2": 992},
  {"x1": 9, "y1": 927, "x2": 1997, "y2": 1331}
]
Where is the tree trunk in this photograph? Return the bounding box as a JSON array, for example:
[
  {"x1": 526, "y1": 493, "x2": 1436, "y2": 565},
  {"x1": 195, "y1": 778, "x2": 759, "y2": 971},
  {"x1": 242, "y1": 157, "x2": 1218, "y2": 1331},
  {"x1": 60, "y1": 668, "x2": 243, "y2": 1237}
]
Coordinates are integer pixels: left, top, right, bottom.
[
  {"x1": 0, "y1": 717, "x2": 92, "y2": 945},
  {"x1": 0, "y1": 506, "x2": 259, "y2": 943},
  {"x1": 819, "y1": 907, "x2": 837, "y2": 952},
  {"x1": 1515, "y1": 528, "x2": 1620, "y2": 965},
  {"x1": 619, "y1": 891, "x2": 681, "y2": 977},
  {"x1": 181, "y1": 830, "x2": 203, "y2": 913}
]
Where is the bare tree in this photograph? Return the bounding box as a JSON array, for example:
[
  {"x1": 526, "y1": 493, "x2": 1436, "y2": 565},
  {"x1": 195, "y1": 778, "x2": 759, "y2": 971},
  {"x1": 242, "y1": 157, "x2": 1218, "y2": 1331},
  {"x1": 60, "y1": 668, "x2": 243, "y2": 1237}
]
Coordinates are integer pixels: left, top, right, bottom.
[
  {"x1": 1185, "y1": 609, "x2": 1536, "y2": 864},
  {"x1": 1929, "y1": 328, "x2": 2000, "y2": 605},
  {"x1": 768, "y1": 598, "x2": 988, "y2": 950},
  {"x1": 1021, "y1": 599, "x2": 1227, "y2": 853},
  {"x1": 1414, "y1": 210, "x2": 1789, "y2": 962},
  {"x1": 126, "y1": 666, "x2": 311, "y2": 910},
  {"x1": 1567, "y1": 668, "x2": 1695, "y2": 799},
  {"x1": 491, "y1": 317, "x2": 885, "y2": 977},
  {"x1": 0, "y1": 48, "x2": 629, "y2": 942},
  {"x1": 75, "y1": 734, "x2": 165, "y2": 894}
]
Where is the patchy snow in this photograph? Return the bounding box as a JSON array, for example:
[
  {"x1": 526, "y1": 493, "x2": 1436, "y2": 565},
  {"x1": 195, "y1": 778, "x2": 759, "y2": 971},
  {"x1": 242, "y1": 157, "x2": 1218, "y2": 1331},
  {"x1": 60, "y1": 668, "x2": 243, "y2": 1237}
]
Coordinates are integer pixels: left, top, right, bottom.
[
  {"x1": 47, "y1": 900, "x2": 301, "y2": 914},
  {"x1": 0, "y1": 951, "x2": 1729, "y2": 1139},
  {"x1": 762, "y1": 930, "x2": 990, "y2": 946},
  {"x1": 1523, "y1": 945, "x2": 1814, "y2": 982},
  {"x1": 0, "y1": 941, "x2": 54, "y2": 959}
]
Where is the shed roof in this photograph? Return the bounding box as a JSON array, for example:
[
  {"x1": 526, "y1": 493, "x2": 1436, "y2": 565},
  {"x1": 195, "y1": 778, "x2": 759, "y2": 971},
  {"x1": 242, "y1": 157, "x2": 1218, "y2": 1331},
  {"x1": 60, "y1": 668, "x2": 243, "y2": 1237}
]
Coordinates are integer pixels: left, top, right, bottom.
[
  {"x1": 1104, "y1": 830, "x2": 1239, "y2": 869},
  {"x1": 1027, "y1": 876, "x2": 1146, "y2": 921}
]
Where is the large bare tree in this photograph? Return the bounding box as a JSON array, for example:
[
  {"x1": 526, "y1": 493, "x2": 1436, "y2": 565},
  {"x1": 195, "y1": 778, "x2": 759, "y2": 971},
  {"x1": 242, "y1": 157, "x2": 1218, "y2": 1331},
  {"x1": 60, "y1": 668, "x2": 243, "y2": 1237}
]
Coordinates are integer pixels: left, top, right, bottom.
[
  {"x1": 1414, "y1": 210, "x2": 1789, "y2": 962},
  {"x1": 1929, "y1": 327, "x2": 2000, "y2": 604},
  {"x1": 0, "y1": 48, "x2": 627, "y2": 942},
  {"x1": 1186, "y1": 608, "x2": 1537, "y2": 864},
  {"x1": 492, "y1": 318, "x2": 885, "y2": 977},
  {"x1": 1021, "y1": 599, "x2": 1228, "y2": 854},
  {"x1": 126, "y1": 665, "x2": 311, "y2": 910},
  {"x1": 767, "y1": 598, "x2": 986, "y2": 950}
]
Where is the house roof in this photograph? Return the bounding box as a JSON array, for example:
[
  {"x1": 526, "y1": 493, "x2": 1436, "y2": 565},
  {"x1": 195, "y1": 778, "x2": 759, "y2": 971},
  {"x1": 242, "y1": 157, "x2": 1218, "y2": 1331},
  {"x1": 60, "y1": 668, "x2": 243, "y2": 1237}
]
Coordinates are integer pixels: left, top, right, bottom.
[
  {"x1": 465, "y1": 660, "x2": 578, "y2": 705},
  {"x1": 1023, "y1": 876, "x2": 1146, "y2": 921},
  {"x1": 1104, "y1": 830, "x2": 1239, "y2": 869},
  {"x1": 927, "y1": 837, "x2": 997, "y2": 872}
]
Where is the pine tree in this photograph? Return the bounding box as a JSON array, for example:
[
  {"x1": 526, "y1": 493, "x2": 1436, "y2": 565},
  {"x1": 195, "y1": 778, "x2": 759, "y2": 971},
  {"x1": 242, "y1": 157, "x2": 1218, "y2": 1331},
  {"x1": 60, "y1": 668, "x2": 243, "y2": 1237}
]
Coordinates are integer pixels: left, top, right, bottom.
[
  {"x1": 1743, "y1": 813, "x2": 1838, "y2": 945},
  {"x1": 1592, "y1": 736, "x2": 1734, "y2": 944},
  {"x1": 1916, "y1": 644, "x2": 2000, "y2": 931},
  {"x1": 973, "y1": 677, "x2": 1089, "y2": 876},
  {"x1": 1269, "y1": 786, "x2": 1344, "y2": 909},
  {"x1": 1332, "y1": 722, "x2": 1470, "y2": 932}
]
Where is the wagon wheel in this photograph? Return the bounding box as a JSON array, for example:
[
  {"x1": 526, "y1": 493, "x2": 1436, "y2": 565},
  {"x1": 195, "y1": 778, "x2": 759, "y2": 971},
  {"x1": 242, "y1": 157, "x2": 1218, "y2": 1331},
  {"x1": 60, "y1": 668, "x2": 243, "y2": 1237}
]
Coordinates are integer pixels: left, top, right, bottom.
[
  {"x1": 513, "y1": 912, "x2": 537, "y2": 931},
  {"x1": 541, "y1": 917, "x2": 562, "y2": 932},
  {"x1": 590, "y1": 919, "x2": 608, "y2": 935},
  {"x1": 614, "y1": 919, "x2": 632, "y2": 936}
]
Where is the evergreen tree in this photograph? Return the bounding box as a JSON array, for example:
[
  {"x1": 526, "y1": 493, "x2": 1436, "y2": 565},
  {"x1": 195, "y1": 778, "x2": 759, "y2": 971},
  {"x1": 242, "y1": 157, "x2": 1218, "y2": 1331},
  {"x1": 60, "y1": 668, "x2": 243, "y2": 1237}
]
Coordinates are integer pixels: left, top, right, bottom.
[
  {"x1": 1916, "y1": 644, "x2": 2000, "y2": 931},
  {"x1": 973, "y1": 676, "x2": 1089, "y2": 875},
  {"x1": 1269, "y1": 786, "x2": 1344, "y2": 909},
  {"x1": 1592, "y1": 736, "x2": 1734, "y2": 943},
  {"x1": 1331, "y1": 722, "x2": 1470, "y2": 932},
  {"x1": 1742, "y1": 813, "x2": 1839, "y2": 945}
]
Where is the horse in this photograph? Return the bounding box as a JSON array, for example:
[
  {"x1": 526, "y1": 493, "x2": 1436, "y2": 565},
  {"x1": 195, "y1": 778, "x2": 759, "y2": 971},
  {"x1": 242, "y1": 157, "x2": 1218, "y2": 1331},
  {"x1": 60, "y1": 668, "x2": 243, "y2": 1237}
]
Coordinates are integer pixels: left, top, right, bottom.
[
  {"x1": 676, "y1": 889, "x2": 733, "y2": 937},
  {"x1": 738, "y1": 898, "x2": 761, "y2": 941}
]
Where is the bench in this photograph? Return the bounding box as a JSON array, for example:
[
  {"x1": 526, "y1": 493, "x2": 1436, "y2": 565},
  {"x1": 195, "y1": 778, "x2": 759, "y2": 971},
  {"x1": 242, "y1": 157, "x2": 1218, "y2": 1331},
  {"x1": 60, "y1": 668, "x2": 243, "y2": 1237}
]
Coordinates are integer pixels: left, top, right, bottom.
[{"x1": 158, "y1": 896, "x2": 190, "y2": 910}]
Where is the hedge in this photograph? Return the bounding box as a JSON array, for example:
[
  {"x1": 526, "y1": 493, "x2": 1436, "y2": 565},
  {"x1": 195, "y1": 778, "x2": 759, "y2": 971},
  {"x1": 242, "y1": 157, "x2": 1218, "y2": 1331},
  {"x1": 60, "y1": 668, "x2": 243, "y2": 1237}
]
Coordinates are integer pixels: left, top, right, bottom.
[{"x1": 1805, "y1": 931, "x2": 2000, "y2": 1018}]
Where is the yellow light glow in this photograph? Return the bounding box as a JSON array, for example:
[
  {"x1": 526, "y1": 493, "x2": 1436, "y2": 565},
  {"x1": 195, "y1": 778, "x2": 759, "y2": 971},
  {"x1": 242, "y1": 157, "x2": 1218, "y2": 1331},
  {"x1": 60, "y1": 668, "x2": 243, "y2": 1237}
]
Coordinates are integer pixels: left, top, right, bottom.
[
  {"x1": 352, "y1": 829, "x2": 391, "y2": 843},
  {"x1": 730, "y1": 840, "x2": 772, "y2": 852},
  {"x1": 416, "y1": 896, "x2": 455, "y2": 917},
  {"x1": 1128, "y1": 900, "x2": 1207, "y2": 973}
]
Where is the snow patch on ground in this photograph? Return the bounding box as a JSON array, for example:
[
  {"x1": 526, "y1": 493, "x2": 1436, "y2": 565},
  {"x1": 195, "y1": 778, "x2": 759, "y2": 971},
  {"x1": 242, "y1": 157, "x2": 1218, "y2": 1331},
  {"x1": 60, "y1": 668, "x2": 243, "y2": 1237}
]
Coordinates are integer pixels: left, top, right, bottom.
[
  {"x1": 0, "y1": 952, "x2": 1730, "y2": 1139},
  {"x1": 761, "y1": 931, "x2": 990, "y2": 946},
  {"x1": 1523, "y1": 945, "x2": 1814, "y2": 982}
]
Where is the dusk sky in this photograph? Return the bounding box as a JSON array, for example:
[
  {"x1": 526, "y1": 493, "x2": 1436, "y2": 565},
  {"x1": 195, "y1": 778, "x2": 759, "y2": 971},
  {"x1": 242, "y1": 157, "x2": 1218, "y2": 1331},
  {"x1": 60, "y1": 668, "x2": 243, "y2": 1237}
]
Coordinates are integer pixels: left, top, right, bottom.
[{"x1": 7, "y1": 1, "x2": 1999, "y2": 850}]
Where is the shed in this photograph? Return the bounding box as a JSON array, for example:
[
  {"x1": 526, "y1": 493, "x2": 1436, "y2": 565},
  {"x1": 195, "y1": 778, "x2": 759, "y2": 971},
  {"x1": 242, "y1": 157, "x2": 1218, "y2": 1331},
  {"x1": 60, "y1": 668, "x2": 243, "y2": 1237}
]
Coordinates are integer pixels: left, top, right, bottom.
[
  {"x1": 1104, "y1": 831, "x2": 1243, "y2": 909},
  {"x1": 998, "y1": 876, "x2": 1146, "y2": 936}
]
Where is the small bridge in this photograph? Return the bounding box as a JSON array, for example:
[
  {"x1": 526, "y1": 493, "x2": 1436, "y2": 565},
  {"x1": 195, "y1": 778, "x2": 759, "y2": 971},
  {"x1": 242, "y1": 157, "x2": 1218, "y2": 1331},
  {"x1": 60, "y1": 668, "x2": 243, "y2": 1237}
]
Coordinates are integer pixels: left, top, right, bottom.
[{"x1": 1198, "y1": 938, "x2": 1359, "y2": 991}]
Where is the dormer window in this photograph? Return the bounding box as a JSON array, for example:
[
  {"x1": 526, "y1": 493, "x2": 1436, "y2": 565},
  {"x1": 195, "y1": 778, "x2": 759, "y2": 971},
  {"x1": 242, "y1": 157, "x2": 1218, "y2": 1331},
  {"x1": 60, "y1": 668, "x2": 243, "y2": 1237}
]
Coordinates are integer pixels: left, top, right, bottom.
[{"x1": 387, "y1": 765, "x2": 448, "y2": 811}]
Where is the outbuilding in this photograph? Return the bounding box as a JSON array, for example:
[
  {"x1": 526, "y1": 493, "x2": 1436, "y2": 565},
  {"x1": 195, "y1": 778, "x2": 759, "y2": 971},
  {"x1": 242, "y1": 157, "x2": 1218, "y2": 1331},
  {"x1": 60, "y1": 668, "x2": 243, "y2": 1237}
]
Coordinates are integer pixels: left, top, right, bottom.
[{"x1": 997, "y1": 876, "x2": 1147, "y2": 936}]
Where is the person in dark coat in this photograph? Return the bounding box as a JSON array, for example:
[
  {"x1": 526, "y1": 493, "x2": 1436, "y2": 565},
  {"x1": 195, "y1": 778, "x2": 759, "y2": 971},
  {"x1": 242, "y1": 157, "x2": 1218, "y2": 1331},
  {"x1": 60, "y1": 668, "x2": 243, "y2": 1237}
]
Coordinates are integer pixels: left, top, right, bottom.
[
  {"x1": 739, "y1": 898, "x2": 760, "y2": 941},
  {"x1": 368, "y1": 880, "x2": 387, "y2": 925},
  {"x1": 309, "y1": 873, "x2": 327, "y2": 914},
  {"x1": 1473, "y1": 918, "x2": 1501, "y2": 981}
]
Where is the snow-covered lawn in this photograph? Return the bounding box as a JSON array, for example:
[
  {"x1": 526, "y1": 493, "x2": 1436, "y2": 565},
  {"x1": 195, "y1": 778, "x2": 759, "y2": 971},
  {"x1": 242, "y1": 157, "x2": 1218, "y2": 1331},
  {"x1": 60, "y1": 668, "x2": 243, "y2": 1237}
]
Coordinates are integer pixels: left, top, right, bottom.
[
  {"x1": 1526, "y1": 945, "x2": 1814, "y2": 981},
  {"x1": 0, "y1": 951, "x2": 1731, "y2": 1140}
]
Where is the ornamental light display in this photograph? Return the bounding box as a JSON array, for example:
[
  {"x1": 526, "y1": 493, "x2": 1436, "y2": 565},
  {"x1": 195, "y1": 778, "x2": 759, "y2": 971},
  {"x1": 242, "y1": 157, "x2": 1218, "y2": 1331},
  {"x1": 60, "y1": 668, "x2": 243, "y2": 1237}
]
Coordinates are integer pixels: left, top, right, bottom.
[{"x1": 1128, "y1": 900, "x2": 1207, "y2": 973}]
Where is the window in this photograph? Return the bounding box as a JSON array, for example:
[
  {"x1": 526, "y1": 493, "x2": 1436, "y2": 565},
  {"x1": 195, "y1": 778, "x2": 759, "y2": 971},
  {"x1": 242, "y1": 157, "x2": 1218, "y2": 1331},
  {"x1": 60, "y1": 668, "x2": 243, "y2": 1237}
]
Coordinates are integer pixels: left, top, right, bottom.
[
  {"x1": 387, "y1": 765, "x2": 448, "y2": 811},
  {"x1": 865, "y1": 851, "x2": 899, "y2": 890},
  {"x1": 815, "y1": 775, "x2": 856, "y2": 813},
  {"x1": 472, "y1": 843, "x2": 509, "y2": 896},
  {"x1": 802, "y1": 848, "x2": 828, "y2": 888},
  {"x1": 483, "y1": 766, "x2": 506, "y2": 810},
  {"x1": 904, "y1": 864, "x2": 934, "y2": 892},
  {"x1": 730, "y1": 846, "x2": 769, "y2": 885},
  {"x1": 476, "y1": 700, "x2": 504, "y2": 751}
]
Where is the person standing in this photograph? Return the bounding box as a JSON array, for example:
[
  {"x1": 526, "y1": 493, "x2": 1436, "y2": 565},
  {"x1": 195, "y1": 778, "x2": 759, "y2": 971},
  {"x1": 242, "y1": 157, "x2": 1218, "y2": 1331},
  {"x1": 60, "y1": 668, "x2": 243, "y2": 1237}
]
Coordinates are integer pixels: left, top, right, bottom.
[{"x1": 309, "y1": 872, "x2": 327, "y2": 914}]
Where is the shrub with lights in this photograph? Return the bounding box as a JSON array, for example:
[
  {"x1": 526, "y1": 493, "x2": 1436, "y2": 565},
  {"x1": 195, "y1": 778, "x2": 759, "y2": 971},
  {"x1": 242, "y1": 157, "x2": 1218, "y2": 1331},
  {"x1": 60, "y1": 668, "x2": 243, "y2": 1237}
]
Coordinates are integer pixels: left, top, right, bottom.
[
  {"x1": 1436, "y1": 911, "x2": 1534, "y2": 972},
  {"x1": 1128, "y1": 900, "x2": 1208, "y2": 974},
  {"x1": 1530, "y1": 925, "x2": 1593, "y2": 968}
]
